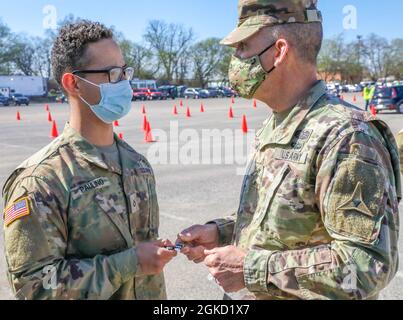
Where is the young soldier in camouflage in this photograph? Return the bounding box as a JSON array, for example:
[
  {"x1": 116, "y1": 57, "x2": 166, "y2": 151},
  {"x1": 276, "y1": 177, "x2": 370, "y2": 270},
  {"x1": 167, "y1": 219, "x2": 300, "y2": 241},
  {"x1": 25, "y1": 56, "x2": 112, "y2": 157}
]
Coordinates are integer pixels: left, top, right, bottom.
[
  {"x1": 179, "y1": 0, "x2": 401, "y2": 300},
  {"x1": 2, "y1": 21, "x2": 176, "y2": 300}
]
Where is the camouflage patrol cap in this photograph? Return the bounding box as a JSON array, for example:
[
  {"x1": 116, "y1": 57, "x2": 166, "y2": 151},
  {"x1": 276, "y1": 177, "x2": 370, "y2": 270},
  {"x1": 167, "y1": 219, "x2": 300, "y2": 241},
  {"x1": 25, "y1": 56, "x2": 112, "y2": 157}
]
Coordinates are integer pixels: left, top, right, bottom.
[{"x1": 221, "y1": 0, "x2": 322, "y2": 47}]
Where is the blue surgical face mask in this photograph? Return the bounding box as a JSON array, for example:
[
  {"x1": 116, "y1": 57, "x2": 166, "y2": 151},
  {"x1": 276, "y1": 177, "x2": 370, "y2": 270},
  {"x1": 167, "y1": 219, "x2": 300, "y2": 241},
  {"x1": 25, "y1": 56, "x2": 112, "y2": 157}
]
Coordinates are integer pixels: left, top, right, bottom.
[{"x1": 76, "y1": 76, "x2": 133, "y2": 124}]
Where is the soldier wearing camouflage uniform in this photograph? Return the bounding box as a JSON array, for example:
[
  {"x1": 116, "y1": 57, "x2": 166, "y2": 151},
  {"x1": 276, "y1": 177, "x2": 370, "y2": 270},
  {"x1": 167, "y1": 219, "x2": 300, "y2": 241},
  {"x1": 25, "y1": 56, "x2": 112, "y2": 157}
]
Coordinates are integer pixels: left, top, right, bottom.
[
  {"x1": 178, "y1": 0, "x2": 401, "y2": 300},
  {"x1": 2, "y1": 21, "x2": 176, "y2": 300}
]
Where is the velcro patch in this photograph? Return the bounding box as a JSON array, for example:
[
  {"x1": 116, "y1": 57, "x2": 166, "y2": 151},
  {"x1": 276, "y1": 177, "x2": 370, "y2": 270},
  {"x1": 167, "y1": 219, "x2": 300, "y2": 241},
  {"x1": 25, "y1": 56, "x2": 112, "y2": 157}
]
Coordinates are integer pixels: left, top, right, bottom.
[
  {"x1": 326, "y1": 158, "x2": 385, "y2": 243},
  {"x1": 4, "y1": 197, "x2": 31, "y2": 227}
]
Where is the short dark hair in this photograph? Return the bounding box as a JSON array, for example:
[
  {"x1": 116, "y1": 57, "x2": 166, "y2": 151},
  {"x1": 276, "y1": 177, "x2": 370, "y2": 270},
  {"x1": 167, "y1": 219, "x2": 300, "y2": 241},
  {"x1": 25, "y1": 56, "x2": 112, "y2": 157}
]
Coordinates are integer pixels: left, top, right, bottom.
[
  {"x1": 265, "y1": 22, "x2": 323, "y2": 65},
  {"x1": 51, "y1": 20, "x2": 114, "y2": 86}
]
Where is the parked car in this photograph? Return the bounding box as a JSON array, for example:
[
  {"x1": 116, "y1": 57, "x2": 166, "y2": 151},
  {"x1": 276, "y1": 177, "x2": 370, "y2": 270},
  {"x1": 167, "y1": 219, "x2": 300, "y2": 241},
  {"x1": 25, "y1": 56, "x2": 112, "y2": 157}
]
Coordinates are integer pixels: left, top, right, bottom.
[
  {"x1": 219, "y1": 87, "x2": 236, "y2": 98},
  {"x1": 206, "y1": 88, "x2": 221, "y2": 98},
  {"x1": 199, "y1": 89, "x2": 211, "y2": 98},
  {"x1": 11, "y1": 93, "x2": 30, "y2": 106},
  {"x1": 370, "y1": 85, "x2": 403, "y2": 114},
  {"x1": 56, "y1": 94, "x2": 67, "y2": 103},
  {"x1": 0, "y1": 93, "x2": 11, "y2": 106},
  {"x1": 158, "y1": 86, "x2": 178, "y2": 100},
  {"x1": 132, "y1": 89, "x2": 147, "y2": 101},
  {"x1": 177, "y1": 86, "x2": 188, "y2": 98},
  {"x1": 344, "y1": 85, "x2": 356, "y2": 93},
  {"x1": 353, "y1": 84, "x2": 363, "y2": 92},
  {"x1": 184, "y1": 88, "x2": 209, "y2": 99},
  {"x1": 143, "y1": 88, "x2": 166, "y2": 100}
]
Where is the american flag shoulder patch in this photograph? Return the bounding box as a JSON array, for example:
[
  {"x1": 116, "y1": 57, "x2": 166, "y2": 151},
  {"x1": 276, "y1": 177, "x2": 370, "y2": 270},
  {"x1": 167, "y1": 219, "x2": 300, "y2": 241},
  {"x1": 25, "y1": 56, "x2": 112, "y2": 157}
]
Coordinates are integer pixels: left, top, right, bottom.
[{"x1": 4, "y1": 197, "x2": 31, "y2": 227}]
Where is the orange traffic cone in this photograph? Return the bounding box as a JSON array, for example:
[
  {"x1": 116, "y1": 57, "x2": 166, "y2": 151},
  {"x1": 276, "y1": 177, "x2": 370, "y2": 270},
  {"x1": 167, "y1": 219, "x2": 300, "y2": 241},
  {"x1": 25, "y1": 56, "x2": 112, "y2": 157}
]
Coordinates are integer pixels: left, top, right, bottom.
[
  {"x1": 144, "y1": 122, "x2": 155, "y2": 143},
  {"x1": 353, "y1": 95, "x2": 357, "y2": 102},
  {"x1": 242, "y1": 115, "x2": 248, "y2": 134},
  {"x1": 118, "y1": 133, "x2": 124, "y2": 140},
  {"x1": 48, "y1": 111, "x2": 53, "y2": 122},
  {"x1": 51, "y1": 120, "x2": 59, "y2": 138},
  {"x1": 143, "y1": 115, "x2": 148, "y2": 131},
  {"x1": 371, "y1": 106, "x2": 377, "y2": 116},
  {"x1": 253, "y1": 100, "x2": 257, "y2": 108},
  {"x1": 232, "y1": 96, "x2": 235, "y2": 104},
  {"x1": 180, "y1": 100, "x2": 183, "y2": 107},
  {"x1": 187, "y1": 107, "x2": 191, "y2": 118},
  {"x1": 45, "y1": 104, "x2": 49, "y2": 112},
  {"x1": 114, "y1": 120, "x2": 120, "y2": 127},
  {"x1": 16, "y1": 111, "x2": 21, "y2": 121},
  {"x1": 229, "y1": 107, "x2": 234, "y2": 119},
  {"x1": 200, "y1": 103, "x2": 205, "y2": 113},
  {"x1": 173, "y1": 105, "x2": 178, "y2": 115},
  {"x1": 142, "y1": 105, "x2": 146, "y2": 114}
]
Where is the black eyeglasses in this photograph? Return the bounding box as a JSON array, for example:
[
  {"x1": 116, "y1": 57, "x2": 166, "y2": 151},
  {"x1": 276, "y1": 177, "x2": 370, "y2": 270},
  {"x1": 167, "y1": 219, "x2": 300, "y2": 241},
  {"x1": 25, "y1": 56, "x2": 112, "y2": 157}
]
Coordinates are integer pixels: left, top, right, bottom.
[{"x1": 72, "y1": 65, "x2": 135, "y2": 84}]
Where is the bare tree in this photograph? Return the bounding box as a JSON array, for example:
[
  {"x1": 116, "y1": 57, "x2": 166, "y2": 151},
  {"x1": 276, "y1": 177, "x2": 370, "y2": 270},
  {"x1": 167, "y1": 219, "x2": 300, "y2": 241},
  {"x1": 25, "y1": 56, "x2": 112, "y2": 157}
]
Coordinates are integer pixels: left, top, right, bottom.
[
  {"x1": 31, "y1": 36, "x2": 53, "y2": 78},
  {"x1": 318, "y1": 34, "x2": 346, "y2": 82},
  {"x1": 389, "y1": 39, "x2": 403, "y2": 80},
  {"x1": 363, "y1": 34, "x2": 393, "y2": 81},
  {"x1": 8, "y1": 35, "x2": 36, "y2": 75},
  {"x1": 190, "y1": 38, "x2": 227, "y2": 88},
  {"x1": 119, "y1": 40, "x2": 154, "y2": 79},
  {"x1": 144, "y1": 20, "x2": 194, "y2": 83},
  {"x1": 0, "y1": 20, "x2": 14, "y2": 73}
]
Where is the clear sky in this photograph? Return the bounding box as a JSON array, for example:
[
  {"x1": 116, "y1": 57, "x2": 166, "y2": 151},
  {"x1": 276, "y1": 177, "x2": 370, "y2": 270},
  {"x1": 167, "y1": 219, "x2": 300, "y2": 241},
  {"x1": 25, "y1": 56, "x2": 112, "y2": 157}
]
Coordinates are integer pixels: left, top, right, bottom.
[{"x1": 1, "y1": 0, "x2": 402, "y2": 42}]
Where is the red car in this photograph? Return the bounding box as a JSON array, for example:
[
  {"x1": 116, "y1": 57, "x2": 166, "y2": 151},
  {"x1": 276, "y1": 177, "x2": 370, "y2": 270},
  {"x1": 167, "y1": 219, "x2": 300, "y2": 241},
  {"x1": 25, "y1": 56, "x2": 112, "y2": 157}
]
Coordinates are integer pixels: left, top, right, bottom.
[
  {"x1": 132, "y1": 89, "x2": 147, "y2": 101},
  {"x1": 139, "y1": 88, "x2": 167, "y2": 100}
]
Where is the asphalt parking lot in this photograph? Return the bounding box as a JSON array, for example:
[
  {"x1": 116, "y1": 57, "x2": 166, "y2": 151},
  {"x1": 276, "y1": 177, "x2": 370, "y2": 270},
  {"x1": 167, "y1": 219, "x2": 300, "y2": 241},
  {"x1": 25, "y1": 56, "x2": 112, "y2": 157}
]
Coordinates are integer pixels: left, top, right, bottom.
[{"x1": 0, "y1": 93, "x2": 402, "y2": 300}]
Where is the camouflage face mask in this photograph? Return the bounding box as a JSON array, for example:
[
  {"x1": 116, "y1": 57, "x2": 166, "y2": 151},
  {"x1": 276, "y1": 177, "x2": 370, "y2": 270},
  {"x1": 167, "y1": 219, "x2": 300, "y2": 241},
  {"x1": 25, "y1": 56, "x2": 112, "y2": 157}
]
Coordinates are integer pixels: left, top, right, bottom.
[{"x1": 229, "y1": 41, "x2": 276, "y2": 99}]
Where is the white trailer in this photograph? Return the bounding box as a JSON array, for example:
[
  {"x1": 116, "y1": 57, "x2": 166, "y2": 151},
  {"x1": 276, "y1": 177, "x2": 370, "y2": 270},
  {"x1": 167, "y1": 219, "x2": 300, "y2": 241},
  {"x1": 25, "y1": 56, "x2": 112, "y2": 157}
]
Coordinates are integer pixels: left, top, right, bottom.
[
  {"x1": 0, "y1": 76, "x2": 47, "y2": 97},
  {"x1": 130, "y1": 79, "x2": 157, "y2": 90}
]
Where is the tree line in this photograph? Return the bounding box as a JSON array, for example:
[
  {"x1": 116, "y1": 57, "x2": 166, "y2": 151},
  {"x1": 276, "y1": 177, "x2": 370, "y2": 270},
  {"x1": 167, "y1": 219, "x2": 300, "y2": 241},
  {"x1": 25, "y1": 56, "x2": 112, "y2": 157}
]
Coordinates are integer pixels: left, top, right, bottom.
[
  {"x1": 0, "y1": 15, "x2": 233, "y2": 88},
  {"x1": 318, "y1": 34, "x2": 402, "y2": 84},
  {"x1": 1, "y1": 15, "x2": 402, "y2": 88}
]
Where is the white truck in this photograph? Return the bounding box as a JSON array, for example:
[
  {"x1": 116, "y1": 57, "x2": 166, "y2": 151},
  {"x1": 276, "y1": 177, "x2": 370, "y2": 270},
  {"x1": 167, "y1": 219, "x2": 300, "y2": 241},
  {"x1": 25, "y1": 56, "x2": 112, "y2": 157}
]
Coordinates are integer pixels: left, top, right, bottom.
[{"x1": 0, "y1": 75, "x2": 47, "y2": 97}]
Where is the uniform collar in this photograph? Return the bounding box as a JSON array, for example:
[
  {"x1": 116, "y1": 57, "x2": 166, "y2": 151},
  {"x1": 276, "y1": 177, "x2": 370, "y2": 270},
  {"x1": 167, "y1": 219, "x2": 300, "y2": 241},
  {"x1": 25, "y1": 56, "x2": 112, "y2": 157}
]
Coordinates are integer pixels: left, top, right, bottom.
[
  {"x1": 258, "y1": 80, "x2": 327, "y2": 150},
  {"x1": 62, "y1": 123, "x2": 138, "y2": 175}
]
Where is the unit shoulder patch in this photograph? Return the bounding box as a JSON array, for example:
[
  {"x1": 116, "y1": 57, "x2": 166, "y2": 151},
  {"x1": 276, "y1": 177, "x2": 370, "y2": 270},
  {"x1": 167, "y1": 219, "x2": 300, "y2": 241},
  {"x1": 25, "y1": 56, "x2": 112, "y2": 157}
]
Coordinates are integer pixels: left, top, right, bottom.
[{"x1": 336, "y1": 182, "x2": 374, "y2": 217}]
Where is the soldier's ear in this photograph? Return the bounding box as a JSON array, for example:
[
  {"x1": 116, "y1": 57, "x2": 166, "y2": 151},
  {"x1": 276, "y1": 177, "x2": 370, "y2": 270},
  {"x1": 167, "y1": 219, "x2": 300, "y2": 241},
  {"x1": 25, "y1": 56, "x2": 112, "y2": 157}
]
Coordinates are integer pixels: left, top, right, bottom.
[
  {"x1": 62, "y1": 73, "x2": 80, "y2": 97},
  {"x1": 273, "y1": 39, "x2": 289, "y2": 67}
]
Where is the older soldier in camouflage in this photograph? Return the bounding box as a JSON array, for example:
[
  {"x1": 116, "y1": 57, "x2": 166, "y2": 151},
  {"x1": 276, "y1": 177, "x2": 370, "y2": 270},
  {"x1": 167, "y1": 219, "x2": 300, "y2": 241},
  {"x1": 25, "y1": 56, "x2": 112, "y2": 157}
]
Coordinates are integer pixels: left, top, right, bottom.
[
  {"x1": 2, "y1": 21, "x2": 176, "y2": 300},
  {"x1": 178, "y1": 0, "x2": 401, "y2": 300}
]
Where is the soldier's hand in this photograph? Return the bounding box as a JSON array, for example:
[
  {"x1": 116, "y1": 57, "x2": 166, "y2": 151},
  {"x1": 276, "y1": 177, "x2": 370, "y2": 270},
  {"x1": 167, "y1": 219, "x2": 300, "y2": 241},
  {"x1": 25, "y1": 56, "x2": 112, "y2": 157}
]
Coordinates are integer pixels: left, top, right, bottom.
[
  {"x1": 177, "y1": 224, "x2": 219, "y2": 264},
  {"x1": 204, "y1": 246, "x2": 246, "y2": 293},
  {"x1": 136, "y1": 239, "x2": 177, "y2": 276}
]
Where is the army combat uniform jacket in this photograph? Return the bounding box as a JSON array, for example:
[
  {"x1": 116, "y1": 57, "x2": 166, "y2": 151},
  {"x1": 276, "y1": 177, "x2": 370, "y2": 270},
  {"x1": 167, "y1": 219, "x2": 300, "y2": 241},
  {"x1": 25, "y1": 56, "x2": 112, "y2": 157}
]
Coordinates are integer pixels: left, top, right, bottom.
[
  {"x1": 2, "y1": 124, "x2": 165, "y2": 300},
  {"x1": 212, "y1": 81, "x2": 402, "y2": 300}
]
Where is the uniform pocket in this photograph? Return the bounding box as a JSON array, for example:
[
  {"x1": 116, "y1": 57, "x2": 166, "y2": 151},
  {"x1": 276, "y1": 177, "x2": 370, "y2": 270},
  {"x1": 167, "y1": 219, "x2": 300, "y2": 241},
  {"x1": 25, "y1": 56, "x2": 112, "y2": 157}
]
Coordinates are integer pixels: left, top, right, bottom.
[{"x1": 252, "y1": 164, "x2": 291, "y2": 227}]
